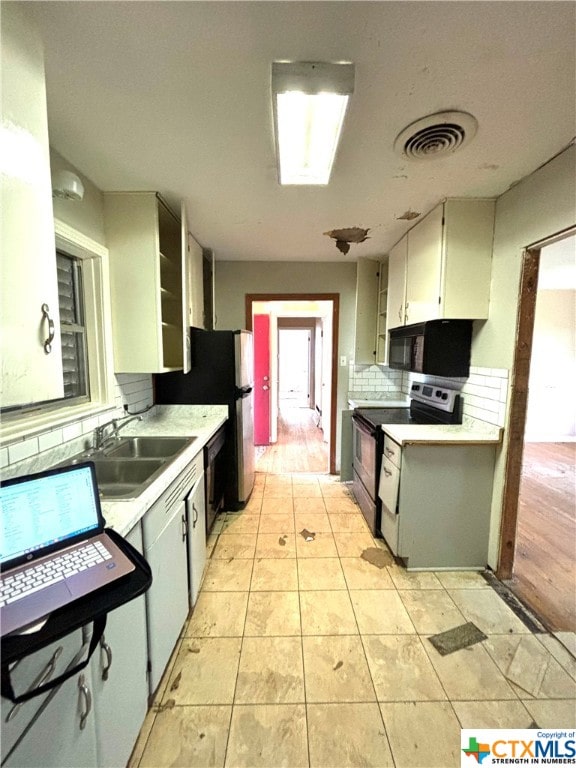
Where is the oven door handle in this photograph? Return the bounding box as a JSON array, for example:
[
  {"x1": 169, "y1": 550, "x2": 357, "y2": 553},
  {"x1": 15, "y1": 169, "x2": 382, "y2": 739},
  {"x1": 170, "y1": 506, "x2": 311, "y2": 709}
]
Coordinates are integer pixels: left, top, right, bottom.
[{"x1": 352, "y1": 416, "x2": 377, "y2": 438}]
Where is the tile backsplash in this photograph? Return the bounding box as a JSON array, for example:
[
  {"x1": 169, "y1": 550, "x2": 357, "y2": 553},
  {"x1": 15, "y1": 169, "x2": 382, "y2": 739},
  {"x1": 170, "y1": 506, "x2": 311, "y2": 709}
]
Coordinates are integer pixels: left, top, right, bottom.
[
  {"x1": 403, "y1": 367, "x2": 509, "y2": 427},
  {"x1": 1, "y1": 373, "x2": 153, "y2": 473},
  {"x1": 348, "y1": 364, "x2": 403, "y2": 394},
  {"x1": 348, "y1": 363, "x2": 508, "y2": 428}
]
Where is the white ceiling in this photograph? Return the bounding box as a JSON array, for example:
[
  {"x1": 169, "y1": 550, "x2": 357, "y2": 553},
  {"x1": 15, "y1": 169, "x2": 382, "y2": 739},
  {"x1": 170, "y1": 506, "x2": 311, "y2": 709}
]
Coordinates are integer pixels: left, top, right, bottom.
[{"x1": 28, "y1": 1, "x2": 575, "y2": 263}]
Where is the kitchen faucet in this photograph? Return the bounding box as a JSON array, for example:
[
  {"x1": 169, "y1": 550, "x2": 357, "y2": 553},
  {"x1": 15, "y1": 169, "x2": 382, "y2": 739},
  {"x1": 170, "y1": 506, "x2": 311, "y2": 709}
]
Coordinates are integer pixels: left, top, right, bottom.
[{"x1": 93, "y1": 414, "x2": 142, "y2": 450}]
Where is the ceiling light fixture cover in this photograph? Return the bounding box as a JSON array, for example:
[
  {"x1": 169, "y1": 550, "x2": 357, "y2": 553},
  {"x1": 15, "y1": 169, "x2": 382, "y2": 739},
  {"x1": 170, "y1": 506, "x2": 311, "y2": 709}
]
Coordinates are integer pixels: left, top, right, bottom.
[
  {"x1": 394, "y1": 111, "x2": 478, "y2": 161},
  {"x1": 51, "y1": 169, "x2": 85, "y2": 200},
  {"x1": 272, "y1": 61, "x2": 355, "y2": 185}
]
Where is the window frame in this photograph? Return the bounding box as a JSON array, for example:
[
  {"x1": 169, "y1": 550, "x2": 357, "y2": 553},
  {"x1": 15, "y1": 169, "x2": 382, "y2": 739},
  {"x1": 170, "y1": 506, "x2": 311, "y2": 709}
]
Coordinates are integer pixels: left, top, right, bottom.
[{"x1": 0, "y1": 220, "x2": 116, "y2": 444}]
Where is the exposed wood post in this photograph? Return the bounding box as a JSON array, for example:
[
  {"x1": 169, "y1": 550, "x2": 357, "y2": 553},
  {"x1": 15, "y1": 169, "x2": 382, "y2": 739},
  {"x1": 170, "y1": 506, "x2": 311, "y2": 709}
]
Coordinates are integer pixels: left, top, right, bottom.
[{"x1": 497, "y1": 248, "x2": 540, "y2": 579}]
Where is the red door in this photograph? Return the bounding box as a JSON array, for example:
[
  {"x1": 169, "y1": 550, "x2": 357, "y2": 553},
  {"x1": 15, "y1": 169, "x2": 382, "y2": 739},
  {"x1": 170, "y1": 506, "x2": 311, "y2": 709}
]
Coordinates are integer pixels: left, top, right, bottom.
[{"x1": 253, "y1": 314, "x2": 271, "y2": 445}]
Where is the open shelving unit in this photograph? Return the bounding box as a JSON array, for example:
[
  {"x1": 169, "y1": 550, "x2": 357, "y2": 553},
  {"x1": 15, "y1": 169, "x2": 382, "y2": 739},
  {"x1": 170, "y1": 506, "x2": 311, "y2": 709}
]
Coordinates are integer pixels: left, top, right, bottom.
[{"x1": 376, "y1": 259, "x2": 389, "y2": 364}]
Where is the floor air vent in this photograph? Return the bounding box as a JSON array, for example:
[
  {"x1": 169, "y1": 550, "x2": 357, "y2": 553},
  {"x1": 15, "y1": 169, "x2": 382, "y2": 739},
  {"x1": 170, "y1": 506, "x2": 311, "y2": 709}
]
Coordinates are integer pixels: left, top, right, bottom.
[{"x1": 394, "y1": 111, "x2": 478, "y2": 160}]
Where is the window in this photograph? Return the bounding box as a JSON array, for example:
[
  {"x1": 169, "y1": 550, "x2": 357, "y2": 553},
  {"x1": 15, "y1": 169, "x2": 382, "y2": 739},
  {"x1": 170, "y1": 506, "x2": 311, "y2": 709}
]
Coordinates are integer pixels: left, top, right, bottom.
[
  {"x1": 0, "y1": 220, "x2": 115, "y2": 439},
  {"x1": 57, "y1": 251, "x2": 89, "y2": 402}
]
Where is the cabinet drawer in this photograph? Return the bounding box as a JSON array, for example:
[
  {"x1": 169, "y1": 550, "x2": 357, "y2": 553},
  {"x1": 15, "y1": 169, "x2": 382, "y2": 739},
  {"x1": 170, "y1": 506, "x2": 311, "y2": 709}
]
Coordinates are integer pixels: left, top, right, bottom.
[
  {"x1": 378, "y1": 456, "x2": 400, "y2": 515},
  {"x1": 383, "y1": 434, "x2": 402, "y2": 469}
]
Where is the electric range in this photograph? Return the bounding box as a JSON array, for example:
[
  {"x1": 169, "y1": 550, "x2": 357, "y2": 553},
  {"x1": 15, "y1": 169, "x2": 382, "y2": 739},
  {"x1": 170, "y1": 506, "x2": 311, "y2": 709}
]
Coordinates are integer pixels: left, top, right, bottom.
[{"x1": 351, "y1": 383, "x2": 462, "y2": 535}]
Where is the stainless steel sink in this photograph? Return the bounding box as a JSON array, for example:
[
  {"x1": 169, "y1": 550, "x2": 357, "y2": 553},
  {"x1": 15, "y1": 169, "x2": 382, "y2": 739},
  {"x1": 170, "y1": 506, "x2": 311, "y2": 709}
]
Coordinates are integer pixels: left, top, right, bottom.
[
  {"x1": 92, "y1": 458, "x2": 165, "y2": 499},
  {"x1": 103, "y1": 436, "x2": 193, "y2": 459},
  {"x1": 53, "y1": 435, "x2": 196, "y2": 499}
]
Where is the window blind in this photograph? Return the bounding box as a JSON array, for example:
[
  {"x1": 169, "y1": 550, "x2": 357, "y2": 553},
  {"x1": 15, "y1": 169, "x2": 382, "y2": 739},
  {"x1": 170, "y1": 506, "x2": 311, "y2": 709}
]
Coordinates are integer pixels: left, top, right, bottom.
[{"x1": 57, "y1": 251, "x2": 88, "y2": 400}]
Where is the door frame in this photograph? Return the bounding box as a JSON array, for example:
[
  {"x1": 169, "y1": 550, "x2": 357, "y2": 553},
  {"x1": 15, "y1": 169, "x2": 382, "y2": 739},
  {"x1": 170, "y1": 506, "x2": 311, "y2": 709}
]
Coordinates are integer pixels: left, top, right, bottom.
[
  {"x1": 246, "y1": 293, "x2": 339, "y2": 474},
  {"x1": 497, "y1": 224, "x2": 576, "y2": 579}
]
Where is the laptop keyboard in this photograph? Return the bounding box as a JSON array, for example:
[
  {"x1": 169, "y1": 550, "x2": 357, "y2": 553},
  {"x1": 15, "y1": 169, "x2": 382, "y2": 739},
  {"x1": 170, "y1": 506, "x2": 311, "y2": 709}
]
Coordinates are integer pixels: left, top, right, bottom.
[{"x1": 0, "y1": 541, "x2": 112, "y2": 607}]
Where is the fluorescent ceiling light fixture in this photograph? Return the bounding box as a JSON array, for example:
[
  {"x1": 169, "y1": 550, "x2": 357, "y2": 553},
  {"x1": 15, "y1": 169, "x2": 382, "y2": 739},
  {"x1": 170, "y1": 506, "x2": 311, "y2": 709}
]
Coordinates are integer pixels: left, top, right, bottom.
[{"x1": 272, "y1": 61, "x2": 354, "y2": 185}]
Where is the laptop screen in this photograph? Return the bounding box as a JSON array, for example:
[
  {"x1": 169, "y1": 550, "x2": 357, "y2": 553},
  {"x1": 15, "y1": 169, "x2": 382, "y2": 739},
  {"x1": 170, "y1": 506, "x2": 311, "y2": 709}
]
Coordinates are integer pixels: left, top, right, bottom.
[{"x1": 0, "y1": 463, "x2": 102, "y2": 568}]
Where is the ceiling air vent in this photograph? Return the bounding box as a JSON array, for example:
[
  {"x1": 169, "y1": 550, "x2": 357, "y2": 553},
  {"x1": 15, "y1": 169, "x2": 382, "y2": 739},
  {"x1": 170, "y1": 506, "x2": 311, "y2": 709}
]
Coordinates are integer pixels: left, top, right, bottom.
[{"x1": 394, "y1": 111, "x2": 478, "y2": 161}]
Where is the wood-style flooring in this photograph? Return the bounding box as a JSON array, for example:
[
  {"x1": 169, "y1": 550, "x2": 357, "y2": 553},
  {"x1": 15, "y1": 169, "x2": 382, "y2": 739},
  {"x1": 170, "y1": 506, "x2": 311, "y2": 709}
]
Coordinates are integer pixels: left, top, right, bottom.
[
  {"x1": 255, "y1": 406, "x2": 329, "y2": 474},
  {"x1": 509, "y1": 442, "x2": 576, "y2": 632}
]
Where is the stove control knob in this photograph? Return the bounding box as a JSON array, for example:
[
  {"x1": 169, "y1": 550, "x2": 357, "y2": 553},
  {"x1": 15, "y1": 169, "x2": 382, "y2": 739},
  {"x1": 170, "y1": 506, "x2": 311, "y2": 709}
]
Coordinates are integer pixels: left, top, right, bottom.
[
  {"x1": 442, "y1": 393, "x2": 448, "y2": 400},
  {"x1": 436, "y1": 390, "x2": 442, "y2": 397}
]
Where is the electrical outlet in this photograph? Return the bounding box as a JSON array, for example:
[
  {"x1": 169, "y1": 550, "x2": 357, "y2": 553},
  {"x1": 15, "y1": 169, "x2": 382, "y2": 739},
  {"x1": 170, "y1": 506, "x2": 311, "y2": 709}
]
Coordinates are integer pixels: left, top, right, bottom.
[{"x1": 340, "y1": 355, "x2": 347, "y2": 366}]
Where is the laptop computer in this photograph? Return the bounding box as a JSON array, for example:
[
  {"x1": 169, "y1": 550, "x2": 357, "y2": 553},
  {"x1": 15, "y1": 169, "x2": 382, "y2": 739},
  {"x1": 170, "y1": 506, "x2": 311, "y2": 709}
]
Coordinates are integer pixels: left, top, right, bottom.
[{"x1": 0, "y1": 461, "x2": 135, "y2": 638}]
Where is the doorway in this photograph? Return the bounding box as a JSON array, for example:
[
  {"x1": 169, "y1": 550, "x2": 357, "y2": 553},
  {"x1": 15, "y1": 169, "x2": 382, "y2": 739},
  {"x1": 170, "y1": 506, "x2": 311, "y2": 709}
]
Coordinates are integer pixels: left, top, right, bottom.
[
  {"x1": 498, "y1": 229, "x2": 576, "y2": 632},
  {"x1": 278, "y1": 328, "x2": 312, "y2": 408},
  {"x1": 246, "y1": 293, "x2": 339, "y2": 474}
]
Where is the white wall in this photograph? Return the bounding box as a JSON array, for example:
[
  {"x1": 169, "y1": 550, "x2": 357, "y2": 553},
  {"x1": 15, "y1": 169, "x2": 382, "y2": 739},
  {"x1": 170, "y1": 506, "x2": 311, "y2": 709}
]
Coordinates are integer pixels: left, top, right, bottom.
[
  {"x1": 525, "y1": 288, "x2": 576, "y2": 440},
  {"x1": 215, "y1": 260, "x2": 356, "y2": 469},
  {"x1": 473, "y1": 146, "x2": 576, "y2": 368},
  {"x1": 50, "y1": 148, "x2": 106, "y2": 245},
  {"x1": 475, "y1": 144, "x2": 576, "y2": 567}
]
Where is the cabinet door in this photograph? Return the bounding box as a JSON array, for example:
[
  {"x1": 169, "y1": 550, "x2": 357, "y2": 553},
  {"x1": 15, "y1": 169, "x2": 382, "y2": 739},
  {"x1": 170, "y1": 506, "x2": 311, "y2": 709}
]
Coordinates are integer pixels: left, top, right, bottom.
[
  {"x1": 187, "y1": 231, "x2": 205, "y2": 330},
  {"x1": 405, "y1": 205, "x2": 443, "y2": 324},
  {"x1": 143, "y1": 499, "x2": 189, "y2": 695},
  {"x1": 180, "y1": 202, "x2": 192, "y2": 373},
  {"x1": 441, "y1": 199, "x2": 495, "y2": 319},
  {"x1": 0, "y1": 5, "x2": 64, "y2": 408},
  {"x1": 2, "y1": 629, "x2": 98, "y2": 768},
  {"x1": 91, "y1": 525, "x2": 149, "y2": 768},
  {"x1": 187, "y1": 471, "x2": 207, "y2": 607},
  {"x1": 354, "y1": 258, "x2": 379, "y2": 363},
  {"x1": 386, "y1": 237, "x2": 407, "y2": 330},
  {"x1": 378, "y1": 456, "x2": 400, "y2": 555}
]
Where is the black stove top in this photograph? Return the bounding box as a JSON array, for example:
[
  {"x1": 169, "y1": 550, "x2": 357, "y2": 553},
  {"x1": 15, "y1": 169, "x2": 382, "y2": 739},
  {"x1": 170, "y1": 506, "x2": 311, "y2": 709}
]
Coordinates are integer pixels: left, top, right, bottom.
[
  {"x1": 353, "y1": 385, "x2": 463, "y2": 431},
  {"x1": 354, "y1": 407, "x2": 415, "y2": 426}
]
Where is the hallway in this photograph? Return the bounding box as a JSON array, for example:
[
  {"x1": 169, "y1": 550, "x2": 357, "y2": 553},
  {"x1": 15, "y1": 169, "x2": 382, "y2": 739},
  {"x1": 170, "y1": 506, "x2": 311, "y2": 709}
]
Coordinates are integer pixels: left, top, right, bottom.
[{"x1": 255, "y1": 406, "x2": 329, "y2": 474}]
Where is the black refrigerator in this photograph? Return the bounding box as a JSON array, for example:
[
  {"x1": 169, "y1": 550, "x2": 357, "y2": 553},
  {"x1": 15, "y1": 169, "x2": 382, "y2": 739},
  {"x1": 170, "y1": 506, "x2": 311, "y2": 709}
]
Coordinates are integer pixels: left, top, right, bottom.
[{"x1": 155, "y1": 329, "x2": 255, "y2": 510}]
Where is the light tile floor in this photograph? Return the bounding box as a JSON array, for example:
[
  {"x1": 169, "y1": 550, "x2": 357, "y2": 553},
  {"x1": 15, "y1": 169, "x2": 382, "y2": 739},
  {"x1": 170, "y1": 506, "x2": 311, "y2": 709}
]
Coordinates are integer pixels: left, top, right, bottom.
[{"x1": 131, "y1": 472, "x2": 576, "y2": 768}]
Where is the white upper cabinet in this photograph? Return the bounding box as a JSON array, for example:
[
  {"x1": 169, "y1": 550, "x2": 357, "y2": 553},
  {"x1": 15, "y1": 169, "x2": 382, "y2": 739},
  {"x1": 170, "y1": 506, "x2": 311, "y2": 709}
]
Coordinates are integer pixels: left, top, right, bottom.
[
  {"x1": 439, "y1": 199, "x2": 495, "y2": 319},
  {"x1": 0, "y1": 5, "x2": 63, "y2": 408},
  {"x1": 354, "y1": 258, "x2": 380, "y2": 364},
  {"x1": 186, "y1": 230, "x2": 205, "y2": 330},
  {"x1": 388, "y1": 199, "x2": 495, "y2": 327},
  {"x1": 386, "y1": 236, "x2": 408, "y2": 331},
  {"x1": 104, "y1": 192, "x2": 196, "y2": 373},
  {"x1": 405, "y1": 205, "x2": 444, "y2": 324}
]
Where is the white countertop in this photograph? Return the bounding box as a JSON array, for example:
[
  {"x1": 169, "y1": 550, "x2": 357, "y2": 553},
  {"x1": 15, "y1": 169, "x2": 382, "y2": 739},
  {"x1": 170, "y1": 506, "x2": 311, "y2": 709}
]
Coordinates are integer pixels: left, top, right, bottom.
[
  {"x1": 381, "y1": 418, "x2": 502, "y2": 446},
  {"x1": 101, "y1": 405, "x2": 228, "y2": 536}
]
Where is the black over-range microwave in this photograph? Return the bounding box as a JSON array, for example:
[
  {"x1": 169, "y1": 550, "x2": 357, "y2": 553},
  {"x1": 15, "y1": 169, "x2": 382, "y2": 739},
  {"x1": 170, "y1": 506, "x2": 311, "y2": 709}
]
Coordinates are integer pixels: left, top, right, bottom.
[{"x1": 388, "y1": 319, "x2": 473, "y2": 377}]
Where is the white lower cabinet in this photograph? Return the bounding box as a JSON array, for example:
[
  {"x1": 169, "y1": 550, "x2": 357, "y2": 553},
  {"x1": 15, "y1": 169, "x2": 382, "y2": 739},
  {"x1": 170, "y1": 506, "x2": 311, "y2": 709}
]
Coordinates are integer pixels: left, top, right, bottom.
[
  {"x1": 1, "y1": 455, "x2": 207, "y2": 765},
  {"x1": 91, "y1": 525, "x2": 149, "y2": 768},
  {"x1": 379, "y1": 437, "x2": 496, "y2": 569},
  {"x1": 1, "y1": 629, "x2": 98, "y2": 768},
  {"x1": 2, "y1": 526, "x2": 149, "y2": 768},
  {"x1": 142, "y1": 456, "x2": 201, "y2": 695},
  {"x1": 187, "y1": 471, "x2": 207, "y2": 607}
]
